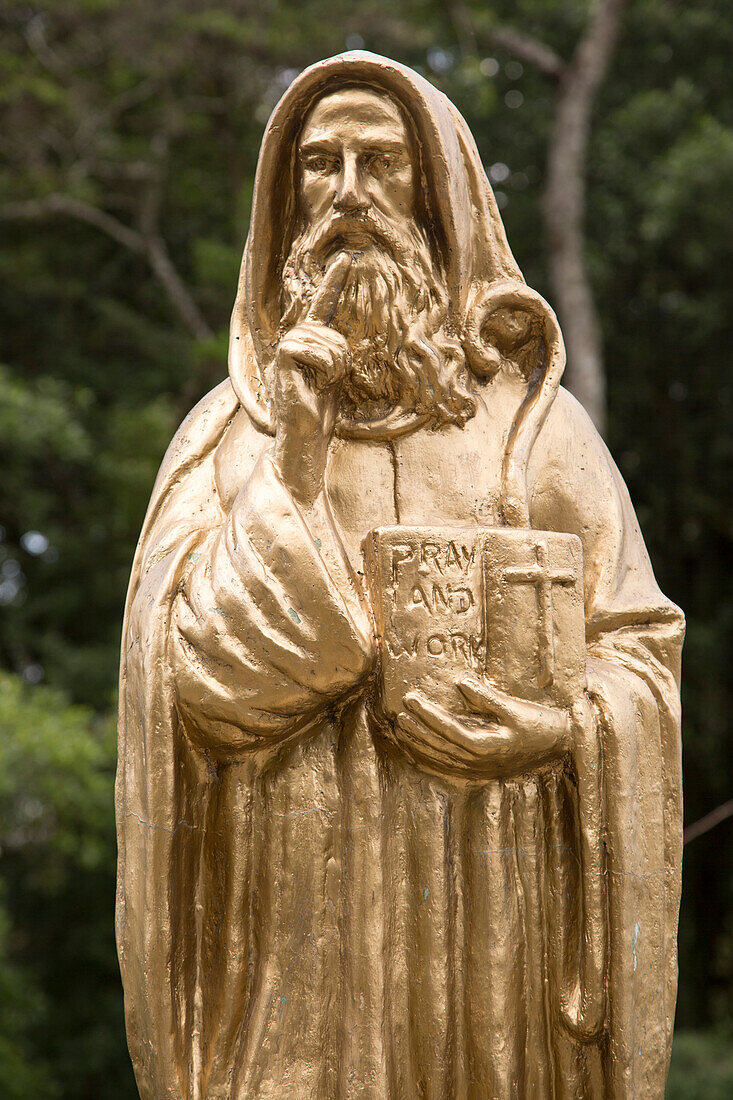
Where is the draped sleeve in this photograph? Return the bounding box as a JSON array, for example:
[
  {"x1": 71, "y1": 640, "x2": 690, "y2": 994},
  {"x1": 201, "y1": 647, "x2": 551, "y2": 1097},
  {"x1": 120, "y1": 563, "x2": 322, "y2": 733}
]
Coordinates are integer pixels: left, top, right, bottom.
[{"x1": 169, "y1": 452, "x2": 375, "y2": 755}]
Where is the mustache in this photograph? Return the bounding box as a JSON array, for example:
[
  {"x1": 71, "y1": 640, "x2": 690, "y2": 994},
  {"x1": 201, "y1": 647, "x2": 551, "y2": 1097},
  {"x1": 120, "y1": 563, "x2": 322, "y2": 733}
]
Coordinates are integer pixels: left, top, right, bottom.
[{"x1": 300, "y1": 211, "x2": 404, "y2": 261}]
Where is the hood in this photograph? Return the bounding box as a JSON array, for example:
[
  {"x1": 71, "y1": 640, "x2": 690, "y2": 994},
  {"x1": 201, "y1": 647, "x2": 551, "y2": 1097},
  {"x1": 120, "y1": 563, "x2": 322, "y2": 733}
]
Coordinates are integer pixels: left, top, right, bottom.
[{"x1": 228, "y1": 51, "x2": 565, "y2": 524}]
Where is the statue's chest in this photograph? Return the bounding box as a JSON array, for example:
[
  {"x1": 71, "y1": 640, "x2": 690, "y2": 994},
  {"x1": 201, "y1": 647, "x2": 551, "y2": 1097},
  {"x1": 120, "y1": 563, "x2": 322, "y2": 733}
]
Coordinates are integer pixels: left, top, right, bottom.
[
  {"x1": 215, "y1": 393, "x2": 515, "y2": 570},
  {"x1": 326, "y1": 400, "x2": 508, "y2": 566},
  {"x1": 391, "y1": 413, "x2": 506, "y2": 526}
]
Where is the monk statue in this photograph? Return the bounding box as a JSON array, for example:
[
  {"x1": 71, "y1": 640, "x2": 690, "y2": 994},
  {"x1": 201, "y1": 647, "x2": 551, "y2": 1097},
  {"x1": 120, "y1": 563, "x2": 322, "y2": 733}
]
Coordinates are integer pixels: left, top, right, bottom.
[{"x1": 116, "y1": 52, "x2": 684, "y2": 1099}]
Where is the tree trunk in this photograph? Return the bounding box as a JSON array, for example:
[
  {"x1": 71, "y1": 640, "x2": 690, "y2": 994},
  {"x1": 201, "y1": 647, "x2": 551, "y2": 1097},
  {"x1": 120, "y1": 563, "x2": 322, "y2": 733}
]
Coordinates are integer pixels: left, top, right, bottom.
[{"x1": 543, "y1": 0, "x2": 627, "y2": 433}]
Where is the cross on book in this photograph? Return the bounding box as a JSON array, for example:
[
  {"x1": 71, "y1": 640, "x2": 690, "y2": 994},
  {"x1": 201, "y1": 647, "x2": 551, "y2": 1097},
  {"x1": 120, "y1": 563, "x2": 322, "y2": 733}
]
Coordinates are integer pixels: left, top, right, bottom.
[{"x1": 500, "y1": 539, "x2": 576, "y2": 688}]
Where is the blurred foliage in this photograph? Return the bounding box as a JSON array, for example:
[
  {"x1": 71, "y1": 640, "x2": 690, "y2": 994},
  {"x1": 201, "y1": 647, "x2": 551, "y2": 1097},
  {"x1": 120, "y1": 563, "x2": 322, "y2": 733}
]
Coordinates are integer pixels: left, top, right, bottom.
[
  {"x1": 667, "y1": 1031, "x2": 733, "y2": 1099},
  {"x1": 0, "y1": 671, "x2": 133, "y2": 1097},
  {"x1": 0, "y1": 0, "x2": 731, "y2": 1094}
]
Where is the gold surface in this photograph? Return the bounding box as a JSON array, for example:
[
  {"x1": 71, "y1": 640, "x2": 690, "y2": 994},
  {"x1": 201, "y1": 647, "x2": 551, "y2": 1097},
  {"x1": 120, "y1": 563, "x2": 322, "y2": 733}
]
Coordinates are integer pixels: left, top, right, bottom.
[{"x1": 116, "y1": 51, "x2": 684, "y2": 1099}]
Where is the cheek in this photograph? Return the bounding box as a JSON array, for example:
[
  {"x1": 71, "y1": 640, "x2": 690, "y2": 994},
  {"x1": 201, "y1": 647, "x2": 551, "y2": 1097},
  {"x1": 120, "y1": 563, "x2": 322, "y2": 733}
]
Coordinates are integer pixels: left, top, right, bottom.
[
  {"x1": 301, "y1": 174, "x2": 334, "y2": 217},
  {"x1": 376, "y1": 171, "x2": 415, "y2": 219}
]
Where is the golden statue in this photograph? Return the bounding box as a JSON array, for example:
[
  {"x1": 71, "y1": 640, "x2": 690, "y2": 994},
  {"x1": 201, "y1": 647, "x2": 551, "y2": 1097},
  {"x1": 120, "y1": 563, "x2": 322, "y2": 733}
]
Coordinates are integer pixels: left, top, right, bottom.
[{"x1": 116, "y1": 52, "x2": 684, "y2": 1099}]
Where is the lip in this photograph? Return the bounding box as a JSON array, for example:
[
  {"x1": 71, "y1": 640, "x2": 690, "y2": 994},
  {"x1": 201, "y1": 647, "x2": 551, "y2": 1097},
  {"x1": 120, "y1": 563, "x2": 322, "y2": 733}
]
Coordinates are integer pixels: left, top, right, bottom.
[
  {"x1": 319, "y1": 216, "x2": 383, "y2": 250},
  {"x1": 333, "y1": 228, "x2": 375, "y2": 248}
]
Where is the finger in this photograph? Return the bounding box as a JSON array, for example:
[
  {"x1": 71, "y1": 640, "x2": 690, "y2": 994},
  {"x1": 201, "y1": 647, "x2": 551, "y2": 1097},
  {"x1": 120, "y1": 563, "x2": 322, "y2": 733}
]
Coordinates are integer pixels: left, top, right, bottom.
[
  {"x1": 403, "y1": 691, "x2": 491, "y2": 760},
  {"x1": 278, "y1": 338, "x2": 347, "y2": 394},
  {"x1": 398, "y1": 704, "x2": 478, "y2": 764},
  {"x1": 395, "y1": 712, "x2": 474, "y2": 770},
  {"x1": 279, "y1": 341, "x2": 332, "y2": 376},
  {"x1": 282, "y1": 324, "x2": 349, "y2": 351},
  {"x1": 457, "y1": 676, "x2": 518, "y2": 723},
  {"x1": 458, "y1": 676, "x2": 569, "y2": 743},
  {"x1": 276, "y1": 367, "x2": 322, "y2": 418},
  {"x1": 306, "y1": 252, "x2": 352, "y2": 325}
]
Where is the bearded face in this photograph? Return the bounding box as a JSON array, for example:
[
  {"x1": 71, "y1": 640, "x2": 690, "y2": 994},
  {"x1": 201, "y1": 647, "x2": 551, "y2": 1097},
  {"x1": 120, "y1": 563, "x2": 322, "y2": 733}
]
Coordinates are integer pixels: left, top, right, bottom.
[{"x1": 280, "y1": 88, "x2": 476, "y2": 428}]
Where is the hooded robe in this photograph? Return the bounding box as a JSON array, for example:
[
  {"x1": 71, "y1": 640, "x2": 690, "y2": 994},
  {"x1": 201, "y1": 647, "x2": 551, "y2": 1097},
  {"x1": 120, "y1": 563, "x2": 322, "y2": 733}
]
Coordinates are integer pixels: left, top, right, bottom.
[{"x1": 116, "y1": 52, "x2": 684, "y2": 1100}]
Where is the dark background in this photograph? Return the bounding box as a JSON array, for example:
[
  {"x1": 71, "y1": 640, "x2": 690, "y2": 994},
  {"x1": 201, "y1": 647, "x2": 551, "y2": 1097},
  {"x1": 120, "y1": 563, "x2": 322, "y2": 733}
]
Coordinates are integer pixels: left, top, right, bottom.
[{"x1": 0, "y1": 1, "x2": 731, "y2": 1095}]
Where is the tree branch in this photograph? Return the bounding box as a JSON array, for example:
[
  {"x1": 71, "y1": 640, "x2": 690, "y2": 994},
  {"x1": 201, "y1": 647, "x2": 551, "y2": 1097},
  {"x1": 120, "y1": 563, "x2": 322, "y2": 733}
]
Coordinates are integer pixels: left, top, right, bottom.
[
  {"x1": 451, "y1": 3, "x2": 619, "y2": 428},
  {"x1": 488, "y1": 26, "x2": 565, "y2": 80},
  {"x1": 447, "y1": 0, "x2": 480, "y2": 61},
  {"x1": 1, "y1": 193, "x2": 144, "y2": 252},
  {"x1": 0, "y1": 194, "x2": 212, "y2": 342},
  {"x1": 137, "y1": 133, "x2": 169, "y2": 239},
  {"x1": 145, "y1": 233, "x2": 212, "y2": 342},
  {"x1": 73, "y1": 77, "x2": 161, "y2": 153},
  {"x1": 449, "y1": 3, "x2": 564, "y2": 77},
  {"x1": 684, "y1": 799, "x2": 733, "y2": 846},
  {"x1": 24, "y1": 13, "x2": 72, "y2": 82}
]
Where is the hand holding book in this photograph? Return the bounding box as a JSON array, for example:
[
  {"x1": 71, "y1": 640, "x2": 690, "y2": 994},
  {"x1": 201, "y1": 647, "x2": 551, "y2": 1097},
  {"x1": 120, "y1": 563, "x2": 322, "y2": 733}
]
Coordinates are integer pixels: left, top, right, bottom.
[{"x1": 395, "y1": 675, "x2": 577, "y2": 780}]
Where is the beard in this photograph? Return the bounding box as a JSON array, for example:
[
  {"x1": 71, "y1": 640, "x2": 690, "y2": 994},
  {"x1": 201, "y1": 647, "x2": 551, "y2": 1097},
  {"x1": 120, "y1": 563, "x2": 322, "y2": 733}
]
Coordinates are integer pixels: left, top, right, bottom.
[{"x1": 280, "y1": 210, "x2": 476, "y2": 427}]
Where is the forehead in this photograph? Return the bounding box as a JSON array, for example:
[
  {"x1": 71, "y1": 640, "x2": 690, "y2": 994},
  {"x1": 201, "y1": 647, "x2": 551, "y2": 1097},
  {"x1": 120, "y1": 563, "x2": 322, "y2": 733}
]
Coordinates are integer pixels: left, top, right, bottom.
[{"x1": 299, "y1": 87, "x2": 410, "y2": 147}]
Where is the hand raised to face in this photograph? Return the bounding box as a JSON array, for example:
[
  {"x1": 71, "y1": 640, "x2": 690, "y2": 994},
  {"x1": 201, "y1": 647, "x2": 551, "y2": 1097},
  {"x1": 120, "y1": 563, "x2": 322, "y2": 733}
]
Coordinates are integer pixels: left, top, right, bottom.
[{"x1": 272, "y1": 253, "x2": 352, "y2": 507}]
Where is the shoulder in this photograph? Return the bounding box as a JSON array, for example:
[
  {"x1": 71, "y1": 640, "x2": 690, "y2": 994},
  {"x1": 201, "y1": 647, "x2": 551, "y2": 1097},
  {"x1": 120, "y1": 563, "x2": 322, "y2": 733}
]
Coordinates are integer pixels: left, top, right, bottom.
[
  {"x1": 531, "y1": 385, "x2": 613, "y2": 482},
  {"x1": 213, "y1": 399, "x2": 272, "y2": 513},
  {"x1": 527, "y1": 385, "x2": 631, "y2": 540},
  {"x1": 135, "y1": 379, "x2": 267, "y2": 570},
  {"x1": 156, "y1": 378, "x2": 270, "y2": 506},
  {"x1": 528, "y1": 387, "x2": 684, "y2": 634},
  {"x1": 152, "y1": 378, "x2": 240, "y2": 498}
]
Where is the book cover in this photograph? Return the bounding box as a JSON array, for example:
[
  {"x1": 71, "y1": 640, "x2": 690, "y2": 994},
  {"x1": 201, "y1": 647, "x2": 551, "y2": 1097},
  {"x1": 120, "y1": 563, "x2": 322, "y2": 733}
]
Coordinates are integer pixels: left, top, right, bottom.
[{"x1": 363, "y1": 526, "x2": 585, "y2": 719}]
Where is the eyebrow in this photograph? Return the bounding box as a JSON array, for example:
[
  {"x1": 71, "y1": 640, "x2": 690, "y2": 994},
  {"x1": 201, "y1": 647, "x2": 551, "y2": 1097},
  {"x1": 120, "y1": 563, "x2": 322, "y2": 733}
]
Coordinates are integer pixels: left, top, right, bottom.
[
  {"x1": 359, "y1": 139, "x2": 407, "y2": 155},
  {"x1": 299, "y1": 140, "x2": 339, "y2": 156},
  {"x1": 299, "y1": 137, "x2": 408, "y2": 156}
]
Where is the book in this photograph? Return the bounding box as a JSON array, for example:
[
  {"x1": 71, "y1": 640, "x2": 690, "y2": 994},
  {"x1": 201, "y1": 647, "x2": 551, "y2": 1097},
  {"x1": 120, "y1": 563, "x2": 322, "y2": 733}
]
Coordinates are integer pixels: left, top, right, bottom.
[{"x1": 362, "y1": 526, "x2": 586, "y2": 720}]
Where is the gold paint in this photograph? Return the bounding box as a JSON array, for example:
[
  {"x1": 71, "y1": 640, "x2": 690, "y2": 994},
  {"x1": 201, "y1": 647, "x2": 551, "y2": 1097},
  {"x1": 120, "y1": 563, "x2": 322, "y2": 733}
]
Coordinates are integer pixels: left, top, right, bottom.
[{"x1": 117, "y1": 52, "x2": 683, "y2": 1099}]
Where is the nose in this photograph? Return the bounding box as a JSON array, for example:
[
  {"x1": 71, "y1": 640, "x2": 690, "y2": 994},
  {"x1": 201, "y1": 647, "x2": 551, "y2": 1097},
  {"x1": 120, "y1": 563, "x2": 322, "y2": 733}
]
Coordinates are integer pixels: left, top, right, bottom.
[{"x1": 334, "y1": 153, "x2": 368, "y2": 213}]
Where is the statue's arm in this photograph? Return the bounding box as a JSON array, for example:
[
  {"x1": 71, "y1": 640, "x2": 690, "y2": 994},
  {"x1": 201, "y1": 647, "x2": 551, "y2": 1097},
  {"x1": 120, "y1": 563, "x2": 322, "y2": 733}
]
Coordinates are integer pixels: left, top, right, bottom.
[{"x1": 168, "y1": 449, "x2": 375, "y2": 758}]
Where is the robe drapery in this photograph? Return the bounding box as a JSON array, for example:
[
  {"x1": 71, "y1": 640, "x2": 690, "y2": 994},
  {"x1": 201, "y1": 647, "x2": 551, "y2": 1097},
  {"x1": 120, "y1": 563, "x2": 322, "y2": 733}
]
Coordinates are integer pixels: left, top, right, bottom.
[{"x1": 116, "y1": 52, "x2": 683, "y2": 1100}]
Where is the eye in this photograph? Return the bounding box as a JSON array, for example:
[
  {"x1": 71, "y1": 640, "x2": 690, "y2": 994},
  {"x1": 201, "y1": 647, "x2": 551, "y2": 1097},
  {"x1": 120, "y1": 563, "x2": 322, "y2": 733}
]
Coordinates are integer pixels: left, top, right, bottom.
[
  {"x1": 304, "y1": 154, "x2": 338, "y2": 175},
  {"x1": 365, "y1": 152, "x2": 395, "y2": 176}
]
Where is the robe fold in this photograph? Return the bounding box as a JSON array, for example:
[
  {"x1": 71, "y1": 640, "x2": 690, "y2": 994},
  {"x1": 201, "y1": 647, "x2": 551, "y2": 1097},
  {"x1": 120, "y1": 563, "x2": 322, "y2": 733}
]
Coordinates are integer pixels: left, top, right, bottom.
[{"x1": 117, "y1": 376, "x2": 683, "y2": 1099}]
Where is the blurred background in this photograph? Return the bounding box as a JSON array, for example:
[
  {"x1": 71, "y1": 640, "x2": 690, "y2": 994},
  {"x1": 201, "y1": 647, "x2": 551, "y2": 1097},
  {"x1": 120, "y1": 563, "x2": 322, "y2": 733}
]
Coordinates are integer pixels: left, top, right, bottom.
[{"x1": 0, "y1": 1, "x2": 731, "y2": 1096}]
